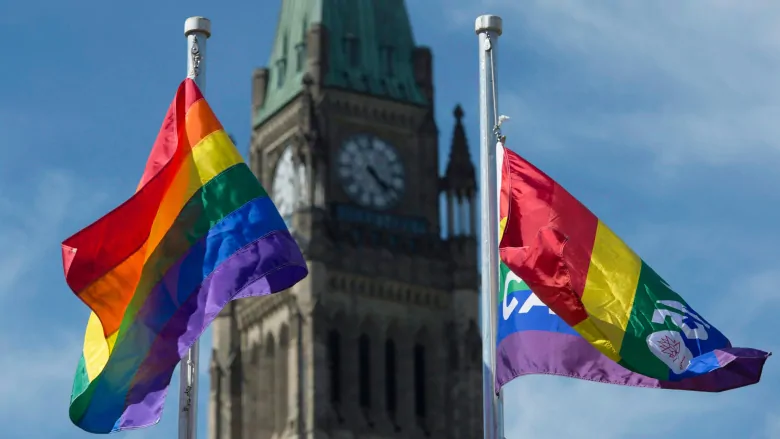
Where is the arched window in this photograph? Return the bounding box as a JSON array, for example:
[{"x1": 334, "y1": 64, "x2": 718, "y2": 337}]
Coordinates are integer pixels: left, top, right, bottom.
[
  {"x1": 276, "y1": 326, "x2": 290, "y2": 432},
  {"x1": 327, "y1": 330, "x2": 341, "y2": 404},
  {"x1": 358, "y1": 333, "x2": 371, "y2": 408},
  {"x1": 262, "y1": 334, "x2": 277, "y2": 433},
  {"x1": 384, "y1": 339, "x2": 397, "y2": 415},
  {"x1": 243, "y1": 345, "x2": 261, "y2": 438},
  {"x1": 413, "y1": 343, "x2": 426, "y2": 419}
]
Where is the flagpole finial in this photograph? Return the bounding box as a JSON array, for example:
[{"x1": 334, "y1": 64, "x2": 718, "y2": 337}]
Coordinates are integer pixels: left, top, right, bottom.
[
  {"x1": 184, "y1": 16, "x2": 211, "y2": 38},
  {"x1": 475, "y1": 15, "x2": 503, "y2": 35},
  {"x1": 184, "y1": 16, "x2": 211, "y2": 86}
]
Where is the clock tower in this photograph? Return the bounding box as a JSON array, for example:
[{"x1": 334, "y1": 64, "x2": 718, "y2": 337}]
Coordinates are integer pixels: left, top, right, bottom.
[{"x1": 208, "y1": 1, "x2": 482, "y2": 438}]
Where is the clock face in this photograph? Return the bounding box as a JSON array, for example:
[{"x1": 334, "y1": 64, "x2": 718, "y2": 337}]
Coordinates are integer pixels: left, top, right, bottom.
[
  {"x1": 337, "y1": 135, "x2": 405, "y2": 210},
  {"x1": 271, "y1": 146, "x2": 307, "y2": 222}
]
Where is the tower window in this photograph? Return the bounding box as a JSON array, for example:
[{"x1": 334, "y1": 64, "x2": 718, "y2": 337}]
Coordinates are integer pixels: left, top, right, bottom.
[
  {"x1": 385, "y1": 339, "x2": 397, "y2": 415},
  {"x1": 380, "y1": 45, "x2": 395, "y2": 77},
  {"x1": 276, "y1": 59, "x2": 287, "y2": 88},
  {"x1": 295, "y1": 42, "x2": 306, "y2": 72},
  {"x1": 328, "y1": 330, "x2": 341, "y2": 403},
  {"x1": 359, "y1": 334, "x2": 371, "y2": 408},
  {"x1": 277, "y1": 32, "x2": 289, "y2": 87},
  {"x1": 296, "y1": 17, "x2": 308, "y2": 72},
  {"x1": 343, "y1": 34, "x2": 360, "y2": 68},
  {"x1": 413, "y1": 343, "x2": 426, "y2": 419}
]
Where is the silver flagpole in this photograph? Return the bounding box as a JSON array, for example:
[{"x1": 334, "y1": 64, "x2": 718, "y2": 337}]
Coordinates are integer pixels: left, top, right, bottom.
[
  {"x1": 179, "y1": 16, "x2": 211, "y2": 439},
  {"x1": 476, "y1": 14, "x2": 504, "y2": 439}
]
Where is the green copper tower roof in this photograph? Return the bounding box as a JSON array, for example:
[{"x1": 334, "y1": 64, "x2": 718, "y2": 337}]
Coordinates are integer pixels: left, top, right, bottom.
[{"x1": 254, "y1": 0, "x2": 428, "y2": 126}]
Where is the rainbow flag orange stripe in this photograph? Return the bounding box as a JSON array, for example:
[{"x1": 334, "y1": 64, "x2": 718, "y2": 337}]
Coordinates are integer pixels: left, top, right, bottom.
[
  {"x1": 497, "y1": 142, "x2": 769, "y2": 387},
  {"x1": 61, "y1": 79, "x2": 307, "y2": 433}
]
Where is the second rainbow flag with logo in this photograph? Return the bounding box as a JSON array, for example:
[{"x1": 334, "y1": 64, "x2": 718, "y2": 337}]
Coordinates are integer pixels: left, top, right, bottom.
[{"x1": 495, "y1": 141, "x2": 768, "y2": 391}]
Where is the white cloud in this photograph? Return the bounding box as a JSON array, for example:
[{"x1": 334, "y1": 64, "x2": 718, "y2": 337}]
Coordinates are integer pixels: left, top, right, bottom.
[
  {"x1": 0, "y1": 327, "x2": 209, "y2": 439},
  {"x1": 0, "y1": 335, "x2": 81, "y2": 411},
  {"x1": 737, "y1": 269, "x2": 780, "y2": 318},
  {"x1": 762, "y1": 413, "x2": 780, "y2": 439},
  {"x1": 443, "y1": 1, "x2": 780, "y2": 168},
  {"x1": 502, "y1": 376, "x2": 738, "y2": 439},
  {"x1": 721, "y1": 268, "x2": 780, "y2": 353},
  {"x1": 0, "y1": 332, "x2": 84, "y2": 438},
  {"x1": 0, "y1": 170, "x2": 72, "y2": 297},
  {"x1": 0, "y1": 169, "x2": 109, "y2": 301}
]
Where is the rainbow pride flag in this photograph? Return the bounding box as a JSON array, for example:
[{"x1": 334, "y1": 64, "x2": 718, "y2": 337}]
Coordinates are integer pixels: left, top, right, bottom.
[
  {"x1": 61, "y1": 79, "x2": 308, "y2": 433},
  {"x1": 496, "y1": 142, "x2": 769, "y2": 389}
]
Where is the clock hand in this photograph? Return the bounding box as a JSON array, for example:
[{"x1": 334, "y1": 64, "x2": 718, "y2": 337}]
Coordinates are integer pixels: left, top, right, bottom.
[{"x1": 366, "y1": 166, "x2": 391, "y2": 191}]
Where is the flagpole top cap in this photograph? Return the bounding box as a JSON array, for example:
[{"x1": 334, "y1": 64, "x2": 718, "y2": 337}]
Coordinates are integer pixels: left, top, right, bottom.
[
  {"x1": 475, "y1": 15, "x2": 502, "y2": 35},
  {"x1": 184, "y1": 16, "x2": 211, "y2": 38}
]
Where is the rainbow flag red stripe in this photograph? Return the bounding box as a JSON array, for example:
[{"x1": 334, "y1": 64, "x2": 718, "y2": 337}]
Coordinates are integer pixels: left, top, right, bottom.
[
  {"x1": 61, "y1": 79, "x2": 307, "y2": 433},
  {"x1": 497, "y1": 142, "x2": 768, "y2": 388}
]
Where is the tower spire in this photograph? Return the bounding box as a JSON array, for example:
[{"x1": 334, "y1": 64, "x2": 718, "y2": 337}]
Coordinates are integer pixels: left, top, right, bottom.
[
  {"x1": 442, "y1": 104, "x2": 476, "y2": 238},
  {"x1": 444, "y1": 105, "x2": 475, "y2": 186}
]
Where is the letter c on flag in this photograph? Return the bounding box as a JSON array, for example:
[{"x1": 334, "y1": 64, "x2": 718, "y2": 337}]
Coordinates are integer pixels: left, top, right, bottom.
[{"x1": 502, "y1": 270, "x2": 521, "y2": 320}]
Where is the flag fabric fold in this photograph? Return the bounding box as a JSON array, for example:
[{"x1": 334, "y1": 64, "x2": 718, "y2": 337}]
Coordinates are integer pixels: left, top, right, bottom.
[
  {"x1": 496, "y1": 141, "x2": 769, "y2": 391},
  {"x1": 61, "y1": 78, "x2": 308, "y2": 433}
]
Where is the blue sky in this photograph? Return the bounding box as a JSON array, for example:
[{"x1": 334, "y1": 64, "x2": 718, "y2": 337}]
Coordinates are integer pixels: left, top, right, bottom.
[{"x1": 1, "y1": 1, "x2": 779, "y2": 438}]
